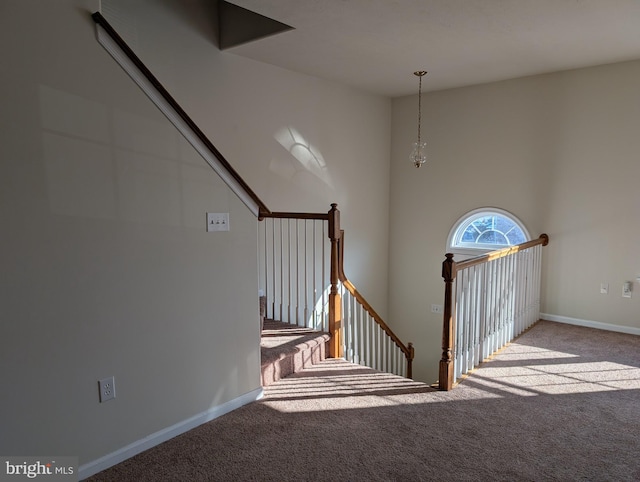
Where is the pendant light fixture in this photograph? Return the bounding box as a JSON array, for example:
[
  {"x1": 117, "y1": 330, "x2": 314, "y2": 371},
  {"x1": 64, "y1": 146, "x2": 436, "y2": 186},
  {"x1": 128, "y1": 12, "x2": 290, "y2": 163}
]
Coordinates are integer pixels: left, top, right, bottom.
[{"x1": 410, "y1": 70, "x2": 428, "y2": 168}]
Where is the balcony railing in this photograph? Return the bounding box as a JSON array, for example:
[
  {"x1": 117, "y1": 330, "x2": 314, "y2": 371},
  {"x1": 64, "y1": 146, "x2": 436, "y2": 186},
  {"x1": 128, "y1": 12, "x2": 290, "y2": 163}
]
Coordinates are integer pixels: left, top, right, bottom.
[{"x1": 439, "y1": 234, "x2": 549, "y2": 390}]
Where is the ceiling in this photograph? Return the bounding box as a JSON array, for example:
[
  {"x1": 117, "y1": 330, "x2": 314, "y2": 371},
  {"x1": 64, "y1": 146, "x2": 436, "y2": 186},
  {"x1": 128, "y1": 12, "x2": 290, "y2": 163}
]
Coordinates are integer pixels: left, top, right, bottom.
[{"x1": 224, "y1": 0, "x2": 640, "y2": 98}]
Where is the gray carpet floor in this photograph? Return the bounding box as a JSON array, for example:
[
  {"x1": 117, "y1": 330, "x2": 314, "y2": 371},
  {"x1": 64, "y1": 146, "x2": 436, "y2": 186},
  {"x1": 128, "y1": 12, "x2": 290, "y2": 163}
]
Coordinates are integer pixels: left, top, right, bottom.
[{"x1": 86, "y1": 320, "x2": 640, "y2": 481}]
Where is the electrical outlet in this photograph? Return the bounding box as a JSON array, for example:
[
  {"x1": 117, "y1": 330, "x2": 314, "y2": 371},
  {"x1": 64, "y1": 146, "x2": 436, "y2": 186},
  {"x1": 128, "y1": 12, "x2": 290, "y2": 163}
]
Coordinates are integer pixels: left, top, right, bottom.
[
  {"x1": 600, "y1": 283, "x2": 609, "y2": 294},
  {"x1": 431, "y1": 304, "x2": 443, "y2": 314},
  {"x1": 622, "y1": 282, "x2": 632, "y2": 298},
  {"x1": 206, "y1": 212, "x2": 229, "y2": 232},
  {"x1": 98, "y1": 376, "x2": 116, "y2": 403}
]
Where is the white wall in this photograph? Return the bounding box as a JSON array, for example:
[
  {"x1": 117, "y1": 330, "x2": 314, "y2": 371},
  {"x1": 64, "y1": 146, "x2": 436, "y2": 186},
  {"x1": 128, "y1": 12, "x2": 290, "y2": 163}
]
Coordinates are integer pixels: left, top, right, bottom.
[
  {"x1": 0, "y1": 0, "x2": 391, "y2": 469},
  {"x1": 389, "y1": 61, "x2": 640, "y2": 384}
]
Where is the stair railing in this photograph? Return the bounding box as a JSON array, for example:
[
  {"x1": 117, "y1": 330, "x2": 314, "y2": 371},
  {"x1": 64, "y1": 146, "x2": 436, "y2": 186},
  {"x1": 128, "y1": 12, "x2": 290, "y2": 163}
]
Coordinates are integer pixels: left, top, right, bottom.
[
  {"x1": 258, "y1": 209, "x2": 333, "y2": 330},
  {"x1": 259, "y1": 204, "x2": 414, "y2": 378},
  {"x1": 439, "y1": 234, "x2": 549, "y2": 390},
  {"x1": 337, "y1": 231, "x2": 414, "y2": 378}
]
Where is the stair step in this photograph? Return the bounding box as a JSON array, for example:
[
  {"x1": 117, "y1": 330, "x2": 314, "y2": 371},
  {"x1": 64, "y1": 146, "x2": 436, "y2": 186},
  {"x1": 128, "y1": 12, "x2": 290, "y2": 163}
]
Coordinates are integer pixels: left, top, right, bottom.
[
  {"x1": 261, "y1": 320, "x2": 330, "y2": 386},
  {"x1": 263, "y1": 358, "x2": 434, "y2": 402}
]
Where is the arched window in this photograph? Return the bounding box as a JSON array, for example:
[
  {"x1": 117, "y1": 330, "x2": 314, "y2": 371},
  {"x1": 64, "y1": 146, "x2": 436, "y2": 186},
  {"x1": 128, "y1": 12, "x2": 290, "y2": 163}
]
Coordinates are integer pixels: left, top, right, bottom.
[{"x1": 447, "y1": 208, "x2": 530, "y2": 258}]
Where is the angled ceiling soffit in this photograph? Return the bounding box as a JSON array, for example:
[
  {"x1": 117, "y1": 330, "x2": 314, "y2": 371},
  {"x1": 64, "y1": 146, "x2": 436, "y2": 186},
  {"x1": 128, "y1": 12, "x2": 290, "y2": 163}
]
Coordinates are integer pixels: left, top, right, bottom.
[{"x1": 218, "y1": 1, "x2": 294, "y2": 50}]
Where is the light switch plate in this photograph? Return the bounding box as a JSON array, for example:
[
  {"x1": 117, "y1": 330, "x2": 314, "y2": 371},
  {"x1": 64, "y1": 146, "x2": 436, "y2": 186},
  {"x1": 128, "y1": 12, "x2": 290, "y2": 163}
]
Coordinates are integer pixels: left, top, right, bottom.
[{"x1": 206, "y1": 213, "x2": 229, "y2": 232}]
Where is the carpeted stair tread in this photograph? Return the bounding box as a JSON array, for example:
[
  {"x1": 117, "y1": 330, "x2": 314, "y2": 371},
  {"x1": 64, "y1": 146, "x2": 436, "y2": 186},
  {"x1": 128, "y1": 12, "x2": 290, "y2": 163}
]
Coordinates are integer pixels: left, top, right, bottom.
[{"x1": 260, "y1": 319, "x2": 330, "y2": 386}]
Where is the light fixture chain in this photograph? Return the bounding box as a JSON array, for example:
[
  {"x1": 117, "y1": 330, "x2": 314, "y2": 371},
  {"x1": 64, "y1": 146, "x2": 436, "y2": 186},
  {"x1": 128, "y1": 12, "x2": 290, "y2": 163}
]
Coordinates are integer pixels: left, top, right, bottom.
[{"x1": 417, "y1": 74, "x2": 422, "y2": 144}]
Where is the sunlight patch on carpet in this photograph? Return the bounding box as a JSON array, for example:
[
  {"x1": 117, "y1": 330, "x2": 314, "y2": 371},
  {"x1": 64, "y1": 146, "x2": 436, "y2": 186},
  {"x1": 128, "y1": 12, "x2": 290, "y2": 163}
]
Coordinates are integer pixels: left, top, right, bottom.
[{"x1": 468, "y1": 358, "x2": 640, "y2": 396}]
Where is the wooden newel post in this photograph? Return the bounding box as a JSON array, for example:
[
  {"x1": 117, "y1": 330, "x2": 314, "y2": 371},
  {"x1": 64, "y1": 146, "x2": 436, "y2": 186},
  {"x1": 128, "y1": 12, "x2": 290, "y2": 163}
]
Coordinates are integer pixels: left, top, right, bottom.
[
  {"x1": 439, "y1": 253, "x2": 456, "y2": 390},
  {"x1": 540, "y1": 233, "x2": 549, "y2": 246},
  {"x1": 328, "y1": 203, "x2": 343, "y2": 358}
]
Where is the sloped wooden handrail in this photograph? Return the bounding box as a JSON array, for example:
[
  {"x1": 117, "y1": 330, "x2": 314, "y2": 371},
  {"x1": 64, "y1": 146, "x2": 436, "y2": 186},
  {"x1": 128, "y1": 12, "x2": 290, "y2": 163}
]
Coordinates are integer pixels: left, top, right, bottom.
[
  {"x1": 454, "y1": 234, "x2": 549, "y2": 272},
  {"x1": 337, "y1": 230, "x2": 415, "y2": 378},
  {"x1": 440, "y1": 233, "x2": 549, "y2": 390},
  {"x1": 92, "y1": 12, "x2": 270, "y2": 218}
]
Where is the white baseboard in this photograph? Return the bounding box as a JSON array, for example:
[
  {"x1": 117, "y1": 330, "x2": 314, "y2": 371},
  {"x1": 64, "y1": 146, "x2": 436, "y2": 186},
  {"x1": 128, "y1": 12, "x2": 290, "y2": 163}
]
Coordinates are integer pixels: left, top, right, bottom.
[
  {"x1": 78, "y1": 387, "x2": 264, "y2": 480},
  {"x1": 540, "y1": 313, "x2": 640, "y2": 336}
]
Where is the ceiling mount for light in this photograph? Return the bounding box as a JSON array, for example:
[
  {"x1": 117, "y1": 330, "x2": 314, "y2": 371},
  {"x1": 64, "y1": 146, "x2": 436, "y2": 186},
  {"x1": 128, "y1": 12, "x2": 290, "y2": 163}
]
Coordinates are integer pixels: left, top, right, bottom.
[{"x1": 410, "y1": 70, "x2": 428, "y2": 168}]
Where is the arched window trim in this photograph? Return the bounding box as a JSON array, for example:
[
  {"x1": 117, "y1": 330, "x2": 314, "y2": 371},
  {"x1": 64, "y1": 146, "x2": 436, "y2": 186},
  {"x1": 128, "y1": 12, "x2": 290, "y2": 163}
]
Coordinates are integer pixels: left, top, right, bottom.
[{"x1": 447, "y1": 207, "x2": 531, "y2": 257}]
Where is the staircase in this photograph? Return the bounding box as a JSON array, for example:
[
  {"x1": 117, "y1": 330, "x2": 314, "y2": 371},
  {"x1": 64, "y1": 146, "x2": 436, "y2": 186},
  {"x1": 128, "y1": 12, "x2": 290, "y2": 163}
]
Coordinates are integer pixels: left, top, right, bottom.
[
  {"x1": 261, "y1": 319, "x2": 330, "y2": 386},
  {"x1": 259, "y1": 205, "x2": 415, "y2": 379}
]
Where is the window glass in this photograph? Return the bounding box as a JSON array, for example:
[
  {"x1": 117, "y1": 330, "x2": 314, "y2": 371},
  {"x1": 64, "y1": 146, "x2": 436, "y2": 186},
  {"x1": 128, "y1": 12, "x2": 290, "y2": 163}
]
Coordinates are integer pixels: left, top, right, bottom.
[{"x1": 448, "y1": 208, "x2": 530, "y2": 254}]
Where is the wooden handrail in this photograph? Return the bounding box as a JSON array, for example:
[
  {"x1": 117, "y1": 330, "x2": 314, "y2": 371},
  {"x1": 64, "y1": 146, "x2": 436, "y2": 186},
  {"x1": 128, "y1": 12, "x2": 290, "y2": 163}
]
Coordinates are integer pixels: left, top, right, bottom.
[
  {"x1": 259, "y1": 211, "x2": 330, "y2": 221},
  {"x1": 454, "y1": 234, "x2": 549, "y2": 272},
  {"x1": 337, "y1": 229, "x2": 414, "y2": 378},
  {"x1": 439, "y1": 234, "x2": 549, "y2": 390},
  {"x1": 91, "y1": 12, "x2": 271, "y2": 218}
]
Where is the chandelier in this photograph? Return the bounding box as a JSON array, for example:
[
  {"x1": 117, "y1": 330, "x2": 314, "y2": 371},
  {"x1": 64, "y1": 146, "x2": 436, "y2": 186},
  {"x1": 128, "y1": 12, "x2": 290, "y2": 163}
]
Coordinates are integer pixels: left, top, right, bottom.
[{"x1": 410, "y1": 70, "x2": 428, "y2": 168}]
